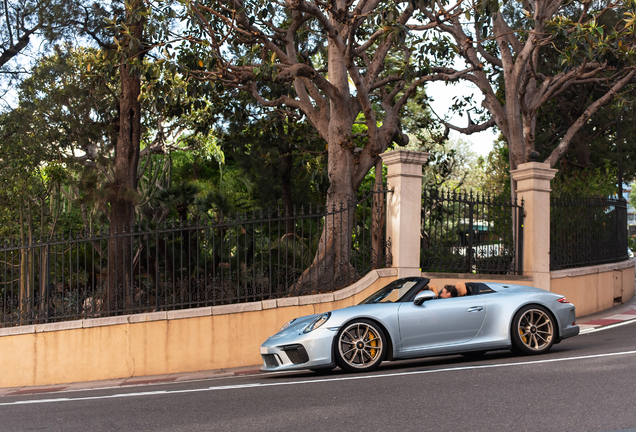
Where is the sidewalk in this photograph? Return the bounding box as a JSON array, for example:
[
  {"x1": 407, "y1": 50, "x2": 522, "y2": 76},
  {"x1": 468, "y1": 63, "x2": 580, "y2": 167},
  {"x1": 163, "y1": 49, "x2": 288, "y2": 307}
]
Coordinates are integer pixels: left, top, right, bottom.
[
  {"x1": 576, "y1": 294, "x2": 636, "y2": 333},
  {"x1": 2, "y1": 296, "x2": 636, "y2": 398}
]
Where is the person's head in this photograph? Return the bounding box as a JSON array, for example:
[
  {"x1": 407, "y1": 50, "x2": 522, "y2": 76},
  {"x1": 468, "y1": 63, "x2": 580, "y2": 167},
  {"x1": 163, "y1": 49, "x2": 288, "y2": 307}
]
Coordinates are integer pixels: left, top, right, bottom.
[{"x1": 440, "y1": 285, "x2": 458, "y2": 299}]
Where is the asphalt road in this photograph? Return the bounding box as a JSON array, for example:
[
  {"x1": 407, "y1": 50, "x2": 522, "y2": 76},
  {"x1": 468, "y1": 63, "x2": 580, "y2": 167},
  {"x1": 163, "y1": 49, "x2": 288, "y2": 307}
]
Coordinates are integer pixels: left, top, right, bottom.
[{"x1": 1, "y1": 322, "x2": 636, "y2": 432}]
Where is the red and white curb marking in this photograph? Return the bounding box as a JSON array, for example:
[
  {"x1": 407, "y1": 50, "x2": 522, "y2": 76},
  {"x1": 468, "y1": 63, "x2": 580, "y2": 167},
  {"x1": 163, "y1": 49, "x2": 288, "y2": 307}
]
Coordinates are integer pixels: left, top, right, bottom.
[{"x1": 578, "y1": 308, "x2": 636, "y2": 334}]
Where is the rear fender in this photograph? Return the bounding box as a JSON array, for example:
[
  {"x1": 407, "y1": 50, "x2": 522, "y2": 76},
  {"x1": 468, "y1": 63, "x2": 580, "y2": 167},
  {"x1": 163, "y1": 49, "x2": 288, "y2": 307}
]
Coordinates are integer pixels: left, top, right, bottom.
[{"x1": 509, "y1": 302, "x2": 561, "y2": 341}]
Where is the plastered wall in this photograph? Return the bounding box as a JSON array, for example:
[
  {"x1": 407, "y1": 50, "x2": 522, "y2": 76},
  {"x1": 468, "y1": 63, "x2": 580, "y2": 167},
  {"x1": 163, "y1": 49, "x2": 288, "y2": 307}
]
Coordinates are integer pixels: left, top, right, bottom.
[{"x1": 550, "y1": 260, "x2": 635, "y2": 317}]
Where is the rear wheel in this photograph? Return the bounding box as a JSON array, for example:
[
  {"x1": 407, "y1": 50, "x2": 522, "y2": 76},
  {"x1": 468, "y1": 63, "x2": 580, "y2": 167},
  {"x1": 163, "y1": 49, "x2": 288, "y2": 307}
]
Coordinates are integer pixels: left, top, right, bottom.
[
  {"x1": 511, "y1": 305, "x2": 555, "y2": 355},
  {"x1": 335, "y1": 319, "x2": 386, "y2": 373}
]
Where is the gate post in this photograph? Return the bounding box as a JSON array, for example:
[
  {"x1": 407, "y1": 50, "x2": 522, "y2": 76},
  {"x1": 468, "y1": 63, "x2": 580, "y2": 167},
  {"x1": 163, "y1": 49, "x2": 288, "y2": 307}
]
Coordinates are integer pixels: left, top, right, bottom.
[
  {"x1": 380, "y1": 150, "x2": 430, "y2": 278},
  {"x1": 510, "y1": 162, "x2": 557, "y2": 290}
]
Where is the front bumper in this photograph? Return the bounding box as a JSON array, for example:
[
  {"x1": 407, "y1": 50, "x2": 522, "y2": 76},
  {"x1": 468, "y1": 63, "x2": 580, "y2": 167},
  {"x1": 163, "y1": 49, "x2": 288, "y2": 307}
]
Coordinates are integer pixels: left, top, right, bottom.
[{"x1": 260, "y1": 327, "x2": 337, "y2": 372}]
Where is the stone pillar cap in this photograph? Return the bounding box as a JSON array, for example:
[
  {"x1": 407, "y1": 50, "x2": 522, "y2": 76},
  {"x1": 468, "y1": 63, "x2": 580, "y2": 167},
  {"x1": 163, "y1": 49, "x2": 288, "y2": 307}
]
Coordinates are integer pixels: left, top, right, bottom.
[
  {"x1": 380, "y1": 149, "x2": 430, "y2": 166},
  {"x1": 511, "y1": 162, "x2": 557, "y2": 182}
]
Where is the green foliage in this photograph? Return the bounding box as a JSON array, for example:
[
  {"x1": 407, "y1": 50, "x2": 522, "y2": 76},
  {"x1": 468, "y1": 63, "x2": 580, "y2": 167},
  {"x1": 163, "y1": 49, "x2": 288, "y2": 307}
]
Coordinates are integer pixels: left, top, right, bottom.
[
  {"x1": 552, "y1": 161, "x2": 619, "y2": 196},
  {"x1": 629, "y1": 182, "x2": 636, "y2": 208},
  {"x1": 480, "y1": 138, "x2": 511, "y2": 199}
]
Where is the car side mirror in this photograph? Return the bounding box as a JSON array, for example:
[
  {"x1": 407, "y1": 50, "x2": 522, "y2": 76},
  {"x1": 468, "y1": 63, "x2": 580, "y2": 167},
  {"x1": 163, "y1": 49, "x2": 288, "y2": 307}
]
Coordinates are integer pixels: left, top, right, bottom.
[{"x1": 414, "y1": 291, "x2": 436, "y2": 306}]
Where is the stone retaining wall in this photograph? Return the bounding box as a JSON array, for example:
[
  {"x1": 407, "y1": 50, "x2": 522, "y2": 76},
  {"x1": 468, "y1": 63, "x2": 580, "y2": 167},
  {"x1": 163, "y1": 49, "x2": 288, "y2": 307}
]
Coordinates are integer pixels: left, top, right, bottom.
[{"x1": 0, "y1": 269, "x2": 397, "y2": 388}]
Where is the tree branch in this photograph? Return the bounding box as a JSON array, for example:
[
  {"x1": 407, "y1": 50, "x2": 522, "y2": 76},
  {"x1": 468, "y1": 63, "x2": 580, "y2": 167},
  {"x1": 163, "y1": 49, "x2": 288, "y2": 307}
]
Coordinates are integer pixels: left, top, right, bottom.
[{"x1": 546, "y1": 69, "x2": 635, "y2": 167}]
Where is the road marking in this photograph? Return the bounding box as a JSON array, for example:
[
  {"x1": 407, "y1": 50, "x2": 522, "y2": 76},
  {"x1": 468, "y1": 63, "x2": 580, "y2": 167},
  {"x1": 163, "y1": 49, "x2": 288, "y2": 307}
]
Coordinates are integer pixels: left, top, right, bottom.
[
  {"x1": 580, "y1": 318, "x2": 636, "y2": 334},
  {"x1": 2, "y1": 349, "x2": 636, "y2": 406}
]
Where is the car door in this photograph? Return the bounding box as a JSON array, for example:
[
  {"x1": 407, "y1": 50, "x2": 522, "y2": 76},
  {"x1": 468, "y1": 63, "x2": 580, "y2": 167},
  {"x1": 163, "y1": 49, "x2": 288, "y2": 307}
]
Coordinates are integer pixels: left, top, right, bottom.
[{"x1": 397, "y1": 295, "x2": 486, "y2": 351}]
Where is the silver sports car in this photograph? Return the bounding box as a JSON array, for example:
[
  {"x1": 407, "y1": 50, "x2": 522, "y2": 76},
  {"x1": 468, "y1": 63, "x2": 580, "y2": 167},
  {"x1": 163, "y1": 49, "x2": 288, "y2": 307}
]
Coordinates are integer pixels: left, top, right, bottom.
[{"x1": 260, "y1": 277, "x2": 579, "y2": 373}]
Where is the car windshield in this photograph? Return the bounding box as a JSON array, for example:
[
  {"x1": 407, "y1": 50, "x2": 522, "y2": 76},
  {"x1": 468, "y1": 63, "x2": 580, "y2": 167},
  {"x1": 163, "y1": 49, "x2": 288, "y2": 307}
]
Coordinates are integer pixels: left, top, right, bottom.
[{"x1": 359, "y1": 279, "x2": 419, "y2": 304}]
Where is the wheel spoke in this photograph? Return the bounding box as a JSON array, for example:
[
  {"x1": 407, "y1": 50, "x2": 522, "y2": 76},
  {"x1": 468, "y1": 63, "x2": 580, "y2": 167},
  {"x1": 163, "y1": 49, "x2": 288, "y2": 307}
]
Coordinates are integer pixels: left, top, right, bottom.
[
  {"x1": 360, "y1": 326, "x2": 369, "y2": 341},
  {"x1": 361, "y1": 349, "x2": 373, "y2": 361},
  {"x1": 343, "y1": 347, "x2": 356, "y2": 356}
]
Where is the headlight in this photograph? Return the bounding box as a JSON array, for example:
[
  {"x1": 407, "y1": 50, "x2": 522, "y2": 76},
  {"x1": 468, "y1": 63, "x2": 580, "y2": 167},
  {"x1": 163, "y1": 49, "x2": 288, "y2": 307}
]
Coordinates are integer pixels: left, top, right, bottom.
[
  {"x1": 280, "y1": 318, "x2": 297, "y2": 331},
  {"x1": 304, "y1": 313, "x2": 331, "y2": 333}
]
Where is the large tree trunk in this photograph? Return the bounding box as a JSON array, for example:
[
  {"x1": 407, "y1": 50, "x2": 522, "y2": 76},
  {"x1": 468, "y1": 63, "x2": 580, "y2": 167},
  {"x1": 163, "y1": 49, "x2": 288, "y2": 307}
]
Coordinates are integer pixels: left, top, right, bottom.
[
  {"x1": 106, "y1": 2, "x2": 144, "y2": 313},
  {"x1": 290, "y1": 26, "x2": 359, "y2": 294},
  {"x1": 371, "y1": 158, "x2": 385, "y2": 269},
  {"x1": 292, "y1": 135, "x2": 356, "y2": 294}
]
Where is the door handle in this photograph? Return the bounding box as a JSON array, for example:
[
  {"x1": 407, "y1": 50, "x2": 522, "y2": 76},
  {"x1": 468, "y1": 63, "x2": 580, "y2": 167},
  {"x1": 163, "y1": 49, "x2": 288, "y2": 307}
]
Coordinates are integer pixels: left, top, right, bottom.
[{"x1": 467, "y1": 306, "x2": 484, "y2": 312}]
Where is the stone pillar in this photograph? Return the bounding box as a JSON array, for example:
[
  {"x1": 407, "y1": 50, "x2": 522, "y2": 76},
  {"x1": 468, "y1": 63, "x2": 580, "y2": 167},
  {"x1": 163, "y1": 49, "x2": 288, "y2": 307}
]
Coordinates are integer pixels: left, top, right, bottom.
[
  {"x1": 380, "y1": 150, "x2": 430, "y2": 278},
  {"x1": 511, "y1": 162, "x2": 558, "y2": 290}
]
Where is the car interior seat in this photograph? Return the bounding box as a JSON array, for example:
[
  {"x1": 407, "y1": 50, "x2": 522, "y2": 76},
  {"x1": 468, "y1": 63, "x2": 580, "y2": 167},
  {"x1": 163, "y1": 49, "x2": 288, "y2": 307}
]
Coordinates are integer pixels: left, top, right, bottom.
[{"x1": 427, "y1": 284, "x2": 438, "y2": 297}]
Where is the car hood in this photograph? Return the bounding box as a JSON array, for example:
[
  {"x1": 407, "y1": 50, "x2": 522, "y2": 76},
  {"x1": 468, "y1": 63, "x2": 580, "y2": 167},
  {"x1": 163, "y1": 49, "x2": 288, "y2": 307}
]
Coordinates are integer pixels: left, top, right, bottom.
[
  {"x1": 270, "y1": 303, "x2": 398, "y2": 338},
  {"x1": 268, "y1": 313, "x2": 321, "y2": 339}
]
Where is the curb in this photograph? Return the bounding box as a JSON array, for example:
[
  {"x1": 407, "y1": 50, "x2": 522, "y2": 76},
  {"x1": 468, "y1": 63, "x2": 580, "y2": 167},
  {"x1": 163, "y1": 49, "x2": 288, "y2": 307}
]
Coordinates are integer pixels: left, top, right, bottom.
[
  {"x1": 0, "y1": 366, "x2": 265, "y2": 398},
  {"x1": 577, "y1": 308, "x2": 636, "y2": 334}
]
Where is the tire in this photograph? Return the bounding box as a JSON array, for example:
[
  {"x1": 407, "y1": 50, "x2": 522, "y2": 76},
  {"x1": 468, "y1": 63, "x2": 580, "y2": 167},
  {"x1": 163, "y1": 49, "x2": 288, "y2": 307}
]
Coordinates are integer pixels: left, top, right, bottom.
[
  {"x1": 511, "y1": 305, "x2": 555, "y2": 355},
  {"x1": 335, "y1": 319, "x2": 386, "y2": 373}
]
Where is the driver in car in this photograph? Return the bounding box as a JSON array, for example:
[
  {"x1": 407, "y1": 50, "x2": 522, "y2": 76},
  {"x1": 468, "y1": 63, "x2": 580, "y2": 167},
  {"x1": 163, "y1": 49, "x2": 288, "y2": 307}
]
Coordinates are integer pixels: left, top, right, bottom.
[{"x1": 439, "y1": 285, "x2": 459, "y2": 299}]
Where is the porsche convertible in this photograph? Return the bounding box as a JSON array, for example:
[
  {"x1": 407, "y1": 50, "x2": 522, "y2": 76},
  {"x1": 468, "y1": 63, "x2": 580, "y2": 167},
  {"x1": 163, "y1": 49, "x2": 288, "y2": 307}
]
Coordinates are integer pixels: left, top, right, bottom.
[{"x1": 259, "y1": 277, "x2": 579, "y2": 373}]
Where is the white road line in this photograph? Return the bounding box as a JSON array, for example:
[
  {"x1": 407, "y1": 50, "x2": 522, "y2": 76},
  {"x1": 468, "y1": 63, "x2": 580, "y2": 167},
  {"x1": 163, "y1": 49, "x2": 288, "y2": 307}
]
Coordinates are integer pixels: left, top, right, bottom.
[{"x1": 2, "y1": 349, "x2": 636, "y2": 407}]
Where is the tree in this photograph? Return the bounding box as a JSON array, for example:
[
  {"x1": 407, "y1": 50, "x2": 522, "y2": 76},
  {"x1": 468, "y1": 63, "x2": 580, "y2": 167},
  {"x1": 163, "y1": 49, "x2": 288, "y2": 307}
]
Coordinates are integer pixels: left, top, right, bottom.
[
  {"x1": 0, "y1": 46, "x2": 117, "y2": 230},
  {"x1": 179, "y1": 0, "x2": 474, "y2": 286},
  {"x1": 0, "y1": 0, "x2": 80, "y2": 100},
  {"x1": 218, "y1": 91, "x2": 329, "y2": 227},
  {"x1": 409, "y1": 0, "x2": 636, "y2": 185},
  {"x1": 533, "y1": 85, "x2": 636, "y2": 188}
]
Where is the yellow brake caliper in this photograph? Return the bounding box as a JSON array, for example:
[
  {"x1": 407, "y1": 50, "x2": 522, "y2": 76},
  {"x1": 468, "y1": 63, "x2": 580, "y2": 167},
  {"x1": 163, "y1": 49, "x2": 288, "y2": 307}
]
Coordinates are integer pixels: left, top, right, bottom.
[
  {"x1": 519, "y1": 329, "x2": 527, "y2": 343},
  {"x1": 368, "y1": 329, "x2": 377, "y2": 358}
]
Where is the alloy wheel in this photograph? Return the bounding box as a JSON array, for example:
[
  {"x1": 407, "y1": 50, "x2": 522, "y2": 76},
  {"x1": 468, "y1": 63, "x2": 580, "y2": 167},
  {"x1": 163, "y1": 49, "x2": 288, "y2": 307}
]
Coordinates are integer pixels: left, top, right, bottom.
[
  {"x1": 517, "y1": 309, "x2": 554, "y2": 351},
  {"x1": 337, "y1": 322, "x2": 384, "y2": 369}
]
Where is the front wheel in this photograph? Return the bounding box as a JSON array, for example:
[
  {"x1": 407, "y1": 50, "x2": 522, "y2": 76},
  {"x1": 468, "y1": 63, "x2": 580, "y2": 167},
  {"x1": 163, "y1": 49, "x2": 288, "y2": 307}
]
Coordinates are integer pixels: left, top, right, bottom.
[
  {"x1": 335, "y1": 320, "x2": 386, "y2": 373},
  {"x1": 511, "y1": 305, "x2": 555, "y2": 355}
]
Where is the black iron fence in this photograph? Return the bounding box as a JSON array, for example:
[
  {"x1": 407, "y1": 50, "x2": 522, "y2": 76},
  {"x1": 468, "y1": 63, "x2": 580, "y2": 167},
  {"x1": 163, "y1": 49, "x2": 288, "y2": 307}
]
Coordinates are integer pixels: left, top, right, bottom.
[
  {"x1": 421, "y1": 189, "x2": 524, "y2": 275},
  {"x1": 0, "y1": 190, "x2": 390, "y2": 327},
  {"x1": 550, "y1": 196, "x2": 627, "y2": 270}
]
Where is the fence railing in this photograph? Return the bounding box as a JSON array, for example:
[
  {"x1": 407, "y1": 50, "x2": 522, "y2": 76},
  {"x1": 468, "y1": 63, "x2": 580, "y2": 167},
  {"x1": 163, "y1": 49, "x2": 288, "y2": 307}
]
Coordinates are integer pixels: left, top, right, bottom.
[
  {"x1": 550, "y1": 196, "x2": 627, "y2": 271},
  {"x1": 421, "y1": 189, "x2": 524, "y2": 275},
  {"x1": 0, "y1": 190, "x2": 390, "y2": 327}
]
